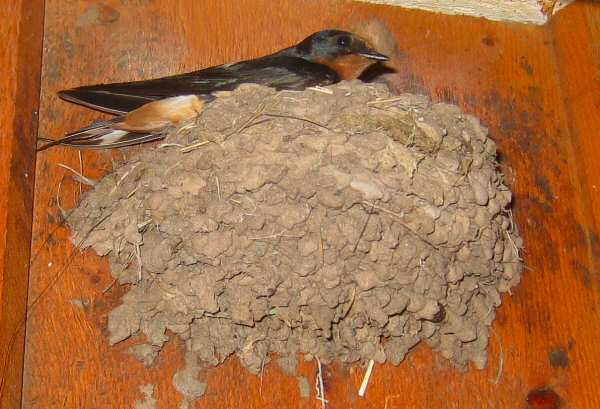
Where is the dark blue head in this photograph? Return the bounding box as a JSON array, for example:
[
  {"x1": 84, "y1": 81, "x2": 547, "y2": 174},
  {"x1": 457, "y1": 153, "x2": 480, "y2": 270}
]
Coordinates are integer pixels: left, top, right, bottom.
[{"x1": 295, "y1": 30, "x2": 388, "y2": 62}]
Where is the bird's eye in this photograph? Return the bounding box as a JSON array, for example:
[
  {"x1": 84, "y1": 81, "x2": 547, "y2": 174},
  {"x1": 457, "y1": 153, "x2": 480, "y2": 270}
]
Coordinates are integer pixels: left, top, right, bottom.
[{"x1": 337, "y1": 35, "x2": 350, "y2": 47}]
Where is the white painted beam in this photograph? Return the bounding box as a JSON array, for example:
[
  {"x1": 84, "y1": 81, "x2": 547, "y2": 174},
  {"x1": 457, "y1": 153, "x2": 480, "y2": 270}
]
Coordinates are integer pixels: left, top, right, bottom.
[{"x1": 355, "y1": 0, "x2": 575, "y2": 24}]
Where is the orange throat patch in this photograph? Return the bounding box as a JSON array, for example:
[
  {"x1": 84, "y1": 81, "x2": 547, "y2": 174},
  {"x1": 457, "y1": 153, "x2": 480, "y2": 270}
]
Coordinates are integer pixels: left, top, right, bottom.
[{"x1": 316, "y1": 54, "x2": 378, "y2": 80}]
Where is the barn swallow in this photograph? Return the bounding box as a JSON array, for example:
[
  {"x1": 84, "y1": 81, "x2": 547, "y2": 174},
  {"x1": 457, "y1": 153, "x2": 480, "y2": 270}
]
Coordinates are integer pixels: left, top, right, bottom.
[{"x1": 38, "y1": 30, "x2": 388, "y2": 150}]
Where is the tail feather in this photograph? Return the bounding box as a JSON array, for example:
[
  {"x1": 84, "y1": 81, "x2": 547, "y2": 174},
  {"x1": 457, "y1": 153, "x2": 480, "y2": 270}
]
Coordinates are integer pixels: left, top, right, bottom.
[
  {"x1": 37, "y1": 118, "x2": 164, "y2": 151},
  {"x1": 58, "y1": 89, "x2": 158, "y2": 115},
  {"x1": 41, "y1": 94, "x2": 207, "y2": 151}
]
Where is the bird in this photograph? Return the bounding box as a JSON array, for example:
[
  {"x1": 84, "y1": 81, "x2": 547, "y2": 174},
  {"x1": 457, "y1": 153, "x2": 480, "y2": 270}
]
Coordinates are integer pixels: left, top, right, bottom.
[{"x1": 38, "y1": 29, "x2": 389, "y2": 150}]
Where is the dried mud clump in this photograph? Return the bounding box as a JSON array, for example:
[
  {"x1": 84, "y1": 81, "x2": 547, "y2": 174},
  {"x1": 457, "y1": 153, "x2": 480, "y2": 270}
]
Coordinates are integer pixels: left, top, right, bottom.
[{"x1": 68, "y1": 82, "x2": 522, "y2": 402}]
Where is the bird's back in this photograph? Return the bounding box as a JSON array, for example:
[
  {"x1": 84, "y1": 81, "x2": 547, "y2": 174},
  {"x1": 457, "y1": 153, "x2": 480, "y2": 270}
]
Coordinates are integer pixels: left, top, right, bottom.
[{"x1": 59, "y1": 55, "x2": 340, "y2": 115}]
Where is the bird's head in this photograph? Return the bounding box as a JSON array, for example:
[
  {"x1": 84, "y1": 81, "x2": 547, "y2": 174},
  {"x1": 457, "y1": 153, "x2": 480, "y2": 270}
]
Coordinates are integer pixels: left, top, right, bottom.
[{"x1": 295, "y1": 30, "x2": 389, "y2": 63}]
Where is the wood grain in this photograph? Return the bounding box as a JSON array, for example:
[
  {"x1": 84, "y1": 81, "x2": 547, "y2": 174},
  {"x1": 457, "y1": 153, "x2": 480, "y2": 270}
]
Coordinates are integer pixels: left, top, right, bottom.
[
  {"x1": 0, "y1": 1, "x2": 45, "y2": 408},
  {"x1": 23, "y1": 1, "x2": 599, "y2": 408},
  {"x1": 551, "y1": 0, "x2": 600, "y2": 275}
]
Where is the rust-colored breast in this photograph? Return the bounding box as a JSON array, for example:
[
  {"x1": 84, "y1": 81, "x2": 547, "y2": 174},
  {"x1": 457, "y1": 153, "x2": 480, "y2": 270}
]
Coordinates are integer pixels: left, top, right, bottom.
[
  {"x1": 316, "y1": 54, "x2": 377, "y2": 80},
  {"x1": 118, "y1": 95, "x2": 206, "y2": 132}
]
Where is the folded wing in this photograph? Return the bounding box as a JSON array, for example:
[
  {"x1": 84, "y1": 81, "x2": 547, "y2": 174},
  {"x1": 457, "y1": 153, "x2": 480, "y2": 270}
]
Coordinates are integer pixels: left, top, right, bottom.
[{"x1": 58, "y1": 56, "x2": 340, "y2": 114}]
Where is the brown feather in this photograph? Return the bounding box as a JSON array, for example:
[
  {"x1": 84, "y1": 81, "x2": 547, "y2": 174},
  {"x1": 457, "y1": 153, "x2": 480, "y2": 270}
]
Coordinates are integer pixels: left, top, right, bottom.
[{"x1": 116, "y1": 95, "x2": 205, "y2": 132}]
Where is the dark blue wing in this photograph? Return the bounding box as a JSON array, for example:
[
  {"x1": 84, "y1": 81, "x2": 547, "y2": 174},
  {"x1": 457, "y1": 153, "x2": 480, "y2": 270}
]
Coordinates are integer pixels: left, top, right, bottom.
[{"x1": 58, "y1": 55, "x2": 340, "y2": 114}]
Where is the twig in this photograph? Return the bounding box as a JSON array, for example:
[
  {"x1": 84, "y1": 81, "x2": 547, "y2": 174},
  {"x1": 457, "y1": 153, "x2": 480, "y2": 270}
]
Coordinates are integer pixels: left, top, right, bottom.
[
  {"x1": 57, "y1": 163, "x2": 97, "y2": 186},
  {"x1": 452, "y1": 158, "x2": 473, "y2": 188},
  {"x1": 259, "y1": 357, "x2": 265, "y2": 396},
  {"x1": 353, "y1": 204, "x2": 373, "y2": 252},
  {"x1": 247, "y1": 231, "x2": 304, "y2": 240},
  {"x1": 215, "y1": 176, "x2": 221, "y2": 200},
  {"x1": 224, "y1": 103, "x2": 266, "y2": 140},
  {"x1": 358, "y1": 359, "x2": 375, "y2": 397},
  {"x1": 159, "y1": 143, "x2": 184, "y2": 149},
  {"x1": 203, "y1": 312, "x2": 231, "y2": 319},
  {"x1": 180, "y1": 140, "x2": 211, "y2": 153},
  {"x1": 175, "y1": 121, "x2": 198, "y2": 135},
  {"x1": 135, "y1": 243, "x2": 143, "y2": 281},
  {"x1": 367, "y1": 97, "x2": 405, "y2": 106},
  {"x1": 78, "y1": 150, "x2": 83, "y2": 196},
  {"x1": 110, "y1": 162, "x2": 140, "y2": 194},
  {"x1": 56, "y1": 176, "x2": 67, "y2": 220},
  {"x1": 308, "y1": 86, "x2": 334, "y2": 95},
  {"x1": 319, "y1": 227, "x2": 325, "y2": 267},
  {"x1": 137, "y1": 219, "x2": 153, "y2": 230},
  {"x1": 229, "y1": 195, "x2": 258, "y2": 223},
  {"x1": 263, "y1": 112, "x2": 330, "y2": 131},
  {"x1": 504, "y1": 230, "x2": 521, "y2": 261},
  {"x1": 489, "y1": 327, "x2": 504, "y2": 385},
  {"x1": 315, "y1": 357, "x2": 327, "y2": 408},
  {"x1": 126, "y1": 187, "x2": 138, "y2": 199},
  {"x1": 340, "y1": 287, "x2": 356, "y2": 320},
  {"x1": 102, "y1": 278, "x2": 118, "y2": 294},
  {"x1": 361, "y1": 201, "x2": 439, "y2": 249}
]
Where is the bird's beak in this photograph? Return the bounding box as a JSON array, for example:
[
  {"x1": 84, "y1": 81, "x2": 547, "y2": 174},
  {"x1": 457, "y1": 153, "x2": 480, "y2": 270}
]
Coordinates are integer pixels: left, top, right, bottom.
[{"x1": 359, "y1": 49, "x2": 389, "y2": 61}]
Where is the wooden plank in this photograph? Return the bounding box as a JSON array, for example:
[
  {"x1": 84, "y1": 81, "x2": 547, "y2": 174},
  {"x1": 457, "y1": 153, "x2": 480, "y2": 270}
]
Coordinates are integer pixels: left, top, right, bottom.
[
  {"x1": 24, "y1": 0, "x2": 599, "y2": 408},
  {"x1": 551, "y1": 1, "x2": 600, "y2": 274},
  {"x1": 0, "y1": 1, "x2": 45, "y2": 408},
  {"x1": 547, "y1": 6, "x2": 600, "y2": 405}
]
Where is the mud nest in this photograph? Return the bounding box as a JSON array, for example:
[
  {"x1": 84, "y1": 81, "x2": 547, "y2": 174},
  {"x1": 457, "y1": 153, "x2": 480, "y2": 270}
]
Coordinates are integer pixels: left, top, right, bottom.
[{"x1": 68, "y1": 82, "x2": 522, "y2": 404}]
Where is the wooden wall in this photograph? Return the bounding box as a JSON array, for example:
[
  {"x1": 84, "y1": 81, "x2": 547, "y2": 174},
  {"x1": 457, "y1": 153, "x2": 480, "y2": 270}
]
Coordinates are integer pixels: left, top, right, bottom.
[
  {"x1": 0, "y1": 2, "x2": 45, "y2": 408},
  {"x1": 0, "y1": 0, "x2": 597, "y2": 408}
]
